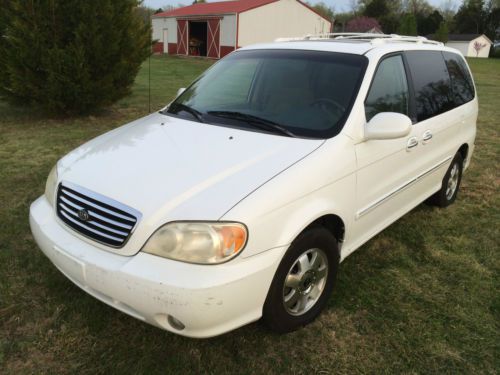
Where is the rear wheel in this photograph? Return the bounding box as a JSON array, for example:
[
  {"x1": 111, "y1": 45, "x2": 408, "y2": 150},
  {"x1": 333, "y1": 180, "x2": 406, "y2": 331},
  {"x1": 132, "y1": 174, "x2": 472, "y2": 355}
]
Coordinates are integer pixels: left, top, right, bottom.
[
  {"x1": 429, "y1": 152, "x2": 463, "y2": 207},
  {"x1": 263, "y1": 227, "x2": 339, "y2": 333}
]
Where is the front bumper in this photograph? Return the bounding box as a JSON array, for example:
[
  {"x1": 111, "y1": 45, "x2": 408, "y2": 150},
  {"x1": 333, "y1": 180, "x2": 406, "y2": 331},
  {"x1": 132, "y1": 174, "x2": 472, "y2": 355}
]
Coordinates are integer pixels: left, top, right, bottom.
[{"x1": 30, "y1": 196, "x2": 286, "y2": 338}]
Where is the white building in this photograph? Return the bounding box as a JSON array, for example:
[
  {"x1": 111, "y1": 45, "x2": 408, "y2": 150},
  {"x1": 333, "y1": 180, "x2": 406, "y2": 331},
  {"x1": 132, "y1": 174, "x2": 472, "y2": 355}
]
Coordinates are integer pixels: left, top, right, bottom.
[
  {"x1": 444, "y1": 34, "x2": 492, "y2": 58},
  {"x1": 151, "y1": 0, "x2": 332, "y2": 59}
]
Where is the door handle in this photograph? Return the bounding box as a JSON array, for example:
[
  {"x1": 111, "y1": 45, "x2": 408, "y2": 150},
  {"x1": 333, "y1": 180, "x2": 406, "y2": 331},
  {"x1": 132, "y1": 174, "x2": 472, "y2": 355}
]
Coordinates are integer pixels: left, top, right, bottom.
[
  {"x1": 407, "y1": 137, "x2": 418, "y2": 151},
  {"x1": 422, "y1": 130, "x2": 433, "y2": 143}
]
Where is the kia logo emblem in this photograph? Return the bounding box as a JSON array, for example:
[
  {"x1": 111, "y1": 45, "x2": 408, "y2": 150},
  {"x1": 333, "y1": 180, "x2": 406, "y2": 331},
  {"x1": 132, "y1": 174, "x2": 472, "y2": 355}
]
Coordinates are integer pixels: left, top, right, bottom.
[{"x1": 78, "y1": 209, "x2": 90, "y2": 221}]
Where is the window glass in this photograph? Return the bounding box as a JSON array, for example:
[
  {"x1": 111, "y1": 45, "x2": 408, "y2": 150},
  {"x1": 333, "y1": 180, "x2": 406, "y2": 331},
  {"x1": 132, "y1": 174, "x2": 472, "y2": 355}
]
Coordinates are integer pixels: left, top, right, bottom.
[
  {"x1": 443, "y1": 51, "x2": 475, "y2": 106},
  {"x1": 405, "y1": 51, "x2": 454, "y2": 122},
  {"x1": 167, "y1": 50, "x2": 368, "y2": 139},
  {"x1": 365, "y1": 55, "x2": 409, "y2": 122}
]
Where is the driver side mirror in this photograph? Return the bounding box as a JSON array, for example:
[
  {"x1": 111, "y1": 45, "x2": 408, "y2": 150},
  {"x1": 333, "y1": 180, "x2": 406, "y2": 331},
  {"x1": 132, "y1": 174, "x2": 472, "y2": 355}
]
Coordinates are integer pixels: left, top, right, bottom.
[
  {"x1": 364, "y1": 112, "x2": 412, "y2": 141},
  {"x1": 176, "y1": 87, "x2": 186, "y2": 97}
]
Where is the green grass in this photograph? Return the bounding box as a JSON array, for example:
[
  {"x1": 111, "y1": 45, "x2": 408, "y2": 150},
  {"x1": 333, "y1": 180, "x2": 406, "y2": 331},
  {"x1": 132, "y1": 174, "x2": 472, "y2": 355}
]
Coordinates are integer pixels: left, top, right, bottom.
[{"x1": 0, "y1": 56, "x2": 499, "y2": 374}]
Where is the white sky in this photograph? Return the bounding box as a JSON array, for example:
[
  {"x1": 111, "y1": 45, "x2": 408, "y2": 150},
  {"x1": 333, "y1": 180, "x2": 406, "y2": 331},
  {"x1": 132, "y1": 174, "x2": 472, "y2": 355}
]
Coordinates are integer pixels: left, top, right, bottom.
[{"x1": 143, "y1": 0, "x2": 459, "y2": 13}]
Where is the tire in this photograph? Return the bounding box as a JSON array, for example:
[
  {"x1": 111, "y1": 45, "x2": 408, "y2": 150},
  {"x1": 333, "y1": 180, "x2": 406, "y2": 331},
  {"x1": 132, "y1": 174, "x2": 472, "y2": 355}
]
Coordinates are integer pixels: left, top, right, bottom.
[
  {"x1": 263, "y1": 227, "x2": 339, "y2": 333},
  {"x1": 428, "y1": 152, "x2": 463, "y2": 207}
]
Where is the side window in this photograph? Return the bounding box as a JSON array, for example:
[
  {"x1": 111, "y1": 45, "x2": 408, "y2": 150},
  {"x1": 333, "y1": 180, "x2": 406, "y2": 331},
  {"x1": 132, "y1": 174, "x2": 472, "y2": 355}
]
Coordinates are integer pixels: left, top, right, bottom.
[
  {"x1": 443, "y1": 51, "x2": 475, "y2": 106},
  {"x1": 365, "y1": 55, "x2": 409, "y2": 122},
  {"x1": 405, "y1": 51, "x2": 454, "y2": 122}
]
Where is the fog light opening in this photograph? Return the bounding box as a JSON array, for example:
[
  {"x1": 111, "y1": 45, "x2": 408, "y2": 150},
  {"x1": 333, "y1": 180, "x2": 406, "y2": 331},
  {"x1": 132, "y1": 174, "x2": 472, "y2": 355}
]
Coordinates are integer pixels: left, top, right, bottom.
[{"x1": 167, "y1": 315, "x2": 185, "y2": 331}]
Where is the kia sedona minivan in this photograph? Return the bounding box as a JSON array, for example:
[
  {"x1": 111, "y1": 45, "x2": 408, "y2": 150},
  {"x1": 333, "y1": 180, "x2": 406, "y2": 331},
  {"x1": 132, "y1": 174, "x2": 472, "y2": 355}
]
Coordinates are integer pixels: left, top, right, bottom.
[{"x1": 30, "y1": 34, "x2": 477, "y2": 338}]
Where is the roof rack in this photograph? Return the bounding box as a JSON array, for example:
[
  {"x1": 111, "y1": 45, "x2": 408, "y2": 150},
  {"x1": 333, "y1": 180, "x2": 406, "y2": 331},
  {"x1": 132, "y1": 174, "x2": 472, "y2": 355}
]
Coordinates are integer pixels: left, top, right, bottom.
[{"x1": 275, "y1": 33, "x2": 443, "y2": 46}]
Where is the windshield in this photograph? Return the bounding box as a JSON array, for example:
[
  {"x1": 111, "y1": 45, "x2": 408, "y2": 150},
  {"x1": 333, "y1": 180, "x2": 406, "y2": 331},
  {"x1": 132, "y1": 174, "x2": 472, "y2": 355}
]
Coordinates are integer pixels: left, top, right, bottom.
[{"x1": 166, "y1": 49, "x2": 368, "y2": 138}]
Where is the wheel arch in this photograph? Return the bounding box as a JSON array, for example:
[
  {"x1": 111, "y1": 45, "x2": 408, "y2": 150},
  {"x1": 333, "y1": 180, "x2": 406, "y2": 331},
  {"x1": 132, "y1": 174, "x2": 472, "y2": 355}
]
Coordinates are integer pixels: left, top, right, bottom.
[
  {"x1": 458, "y1": 143, "x2": 469, "y2": 163},
  {"x1": 295, "y1": 213, "x2": 345, "y2": 246}
]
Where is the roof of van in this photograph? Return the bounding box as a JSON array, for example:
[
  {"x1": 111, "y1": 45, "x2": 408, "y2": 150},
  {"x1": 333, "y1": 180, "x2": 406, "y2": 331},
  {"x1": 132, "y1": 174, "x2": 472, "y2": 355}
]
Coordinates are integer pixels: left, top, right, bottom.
[{"x1": 239, "y1": 38, "x2": 450, "y2": 56}]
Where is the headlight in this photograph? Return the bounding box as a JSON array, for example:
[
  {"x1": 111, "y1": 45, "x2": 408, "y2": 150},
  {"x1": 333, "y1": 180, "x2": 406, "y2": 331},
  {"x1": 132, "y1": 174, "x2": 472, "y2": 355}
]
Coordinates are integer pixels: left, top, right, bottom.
[
  {"x1": 45, "y1": 164, "x2": 58, "y2": 207},
  {"x1": 142, "y1": 222, "x2": 247, "y2": 264}
]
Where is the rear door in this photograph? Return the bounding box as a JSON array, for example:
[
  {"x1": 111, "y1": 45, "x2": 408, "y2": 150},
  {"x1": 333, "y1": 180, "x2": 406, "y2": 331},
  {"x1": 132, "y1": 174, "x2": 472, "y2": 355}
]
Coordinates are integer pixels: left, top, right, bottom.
[{"x1": 403, "y1": 51, "x2": 461, "y2": 193}]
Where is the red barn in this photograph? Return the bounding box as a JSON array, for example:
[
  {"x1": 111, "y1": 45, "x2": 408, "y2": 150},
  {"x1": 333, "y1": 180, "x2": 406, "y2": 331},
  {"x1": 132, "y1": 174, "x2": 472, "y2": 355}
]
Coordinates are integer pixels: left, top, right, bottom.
[{"x1": 152, "y1": 0, "x2": 332, "y2": 59}]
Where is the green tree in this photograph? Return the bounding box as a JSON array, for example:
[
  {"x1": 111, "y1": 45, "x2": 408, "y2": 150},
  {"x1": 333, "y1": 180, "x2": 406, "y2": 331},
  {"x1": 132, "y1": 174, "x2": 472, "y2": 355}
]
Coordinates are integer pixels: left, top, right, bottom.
[
  {"x1": 398, "y1": 13, "x2": 418, "y2": 35},
  {"x1": 434, "y1": 21, "x2": 449, "y2": 42},
  {"x1": 453, "y1": 0, "x2": 486, "y2": 34},
  {"x1": 362, "y1": 0, "x2": 401, "y2": 33},
  {"x1": 417, "y1": 9, "x2": 444, "y2": 35},
  {"x1": 309, "y1": 2, "x2": 334, "y2": 22},
  {"x1": 0, "y1": 0, "x2": 151, "y2": 114}
]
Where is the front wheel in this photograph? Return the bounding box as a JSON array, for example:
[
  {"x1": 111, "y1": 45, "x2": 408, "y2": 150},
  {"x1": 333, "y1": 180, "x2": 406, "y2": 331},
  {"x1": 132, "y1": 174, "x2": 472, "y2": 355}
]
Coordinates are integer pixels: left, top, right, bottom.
[{"x1": 263, "y1": 227, "x2": 339, "y2": 333}]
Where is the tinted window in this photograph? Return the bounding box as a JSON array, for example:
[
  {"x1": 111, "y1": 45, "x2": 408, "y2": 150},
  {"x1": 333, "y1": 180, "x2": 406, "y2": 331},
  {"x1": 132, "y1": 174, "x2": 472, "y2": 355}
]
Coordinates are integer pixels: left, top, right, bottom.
[
  {"x1": 406, "y1": 51, "x2": 454, "y2": 122},
  {"x1": 365, "y1": 55, "x2": 409, "y2": 121},
  {"x1": 443, "y1": 52, "x2": 475, "y2": 106},
  {"x1": 168, "y1": 50, "x2": 368, "y2": 139}
]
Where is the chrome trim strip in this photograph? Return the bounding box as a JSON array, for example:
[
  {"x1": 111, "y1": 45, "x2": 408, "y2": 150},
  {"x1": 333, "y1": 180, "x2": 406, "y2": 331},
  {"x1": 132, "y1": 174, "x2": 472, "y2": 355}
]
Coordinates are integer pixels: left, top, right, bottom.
[
  {"x1": 59, "y1": 210, "x2": 124, "y2": 242},
  {"x1": 61, "y1": 181, "x2": 142, "y2": 220},
  {"x1": 61, "y1": 188, "x2": 137, "y2": 222},
  {"x1": 356, "y1": 156, "x2": 452, "y2": 219},
  {"x1": 59, "y1": 196, "x2": 133, "y2": 230},
  {"x1": 59, "y1": 203, "x2": 129, "y2": 237}
]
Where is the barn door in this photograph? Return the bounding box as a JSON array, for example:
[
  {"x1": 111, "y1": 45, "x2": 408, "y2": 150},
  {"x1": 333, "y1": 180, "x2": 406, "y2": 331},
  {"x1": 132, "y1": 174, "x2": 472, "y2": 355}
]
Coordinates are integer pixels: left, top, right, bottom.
[
  {"x1": 177, "y1": 19, "x2": 188, "y2": 55},
  {"x1": 207, "y1": 19, "x2": 220, "y2": 58}
]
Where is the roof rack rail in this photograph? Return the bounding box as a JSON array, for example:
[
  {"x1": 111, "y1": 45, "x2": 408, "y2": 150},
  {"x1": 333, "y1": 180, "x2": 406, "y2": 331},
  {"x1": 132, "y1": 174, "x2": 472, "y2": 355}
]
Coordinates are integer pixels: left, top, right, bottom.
[{"x1": 275, "y1": 33, "x2": 443, "y2": 46}]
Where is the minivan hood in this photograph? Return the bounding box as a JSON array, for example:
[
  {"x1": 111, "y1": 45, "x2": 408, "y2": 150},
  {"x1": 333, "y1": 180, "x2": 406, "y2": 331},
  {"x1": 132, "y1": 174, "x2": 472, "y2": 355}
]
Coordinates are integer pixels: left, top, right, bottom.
[{"x1": 59, "y1": 113, "x2": 324, "y2": 252}]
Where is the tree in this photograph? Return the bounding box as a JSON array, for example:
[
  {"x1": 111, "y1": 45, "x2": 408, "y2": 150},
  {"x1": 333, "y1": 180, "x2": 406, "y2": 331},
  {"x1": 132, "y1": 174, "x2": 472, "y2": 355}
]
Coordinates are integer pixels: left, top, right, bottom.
[
  {"x1": 362, "y1": 0, "x2": 401, "y2": 33},
  {"x1": 346, "y1": 16, "x2": 382, "y2": 32},
  {"x1": 434, "y1": 21, "x2": 449, "y2": 42},
  {"x1": 453, "y1": 0, "x2": 486, "y2": 34},
  {"x1": 0, "y1": 0, "x2": 151, "y2": 114},
  {"x1": 309, "y1": 2, "x2": 334, "y2": 22},
  {"x1": 484, "y1": 0, "x2": 500, "y2": 40},
  {"x1": 398, "y1": 13, "x2": 418, "y2": 35},
  {"x1": 417, "y1": 9, "x2": 444, "y2": 35}
]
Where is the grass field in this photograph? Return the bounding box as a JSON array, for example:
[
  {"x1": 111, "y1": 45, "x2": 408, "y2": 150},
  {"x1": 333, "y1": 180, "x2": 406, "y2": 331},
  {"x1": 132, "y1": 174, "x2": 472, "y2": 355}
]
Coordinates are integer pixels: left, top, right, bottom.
[{"x1": 0, "y1": 55, "x2": 498, "y2": 374}]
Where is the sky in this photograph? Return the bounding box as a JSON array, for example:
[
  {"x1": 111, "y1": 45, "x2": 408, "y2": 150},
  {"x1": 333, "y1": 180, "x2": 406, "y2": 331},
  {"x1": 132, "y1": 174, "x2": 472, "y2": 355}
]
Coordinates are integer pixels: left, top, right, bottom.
[{"x1": 143, "y1": 0, "x2": 460, "y2": 13}]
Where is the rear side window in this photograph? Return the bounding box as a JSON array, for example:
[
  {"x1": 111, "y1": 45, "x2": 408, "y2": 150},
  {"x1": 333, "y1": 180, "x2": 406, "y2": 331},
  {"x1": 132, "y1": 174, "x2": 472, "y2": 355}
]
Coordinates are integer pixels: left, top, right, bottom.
[
  {"x1": 443, "y1": 52, "x2": 475, "y2": 106},
  {"x1": 365, "y1": 55, "x2": 409, "y2": 122},
  {"x1": 405, "y1": 51, "x2": 454, "y2": 122}
]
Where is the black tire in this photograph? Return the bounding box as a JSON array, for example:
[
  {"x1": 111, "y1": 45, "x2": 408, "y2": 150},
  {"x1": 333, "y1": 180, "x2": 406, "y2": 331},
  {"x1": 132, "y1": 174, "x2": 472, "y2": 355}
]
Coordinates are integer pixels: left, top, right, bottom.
[
  {"x1": 428, "y1": 152, "x2": 463, "y2": 207},
  {"x1": 263, "y1": 227, "x2": 339, "y2": 333}
]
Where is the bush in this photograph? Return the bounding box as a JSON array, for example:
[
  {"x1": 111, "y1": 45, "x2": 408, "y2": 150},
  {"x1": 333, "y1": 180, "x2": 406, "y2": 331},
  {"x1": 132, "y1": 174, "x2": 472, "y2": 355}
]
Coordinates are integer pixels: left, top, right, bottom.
[{"x1": 0, "y1": 0, "x2": 151, "y2": 114}]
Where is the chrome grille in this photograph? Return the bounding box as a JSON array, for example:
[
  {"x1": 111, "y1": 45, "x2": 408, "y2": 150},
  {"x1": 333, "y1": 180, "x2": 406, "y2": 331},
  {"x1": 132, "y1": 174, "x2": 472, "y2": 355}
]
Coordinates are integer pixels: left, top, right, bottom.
[{"x1": 56, "y1": 182, "x2": 141, "y2": 248}]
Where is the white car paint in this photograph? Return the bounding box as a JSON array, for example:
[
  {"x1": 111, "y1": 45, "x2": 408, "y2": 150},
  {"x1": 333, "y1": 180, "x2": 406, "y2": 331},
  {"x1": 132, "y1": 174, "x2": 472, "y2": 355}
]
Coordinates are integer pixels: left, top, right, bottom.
[{"x1": 30, "y1": 37, "x2": 477, "y2": 338}]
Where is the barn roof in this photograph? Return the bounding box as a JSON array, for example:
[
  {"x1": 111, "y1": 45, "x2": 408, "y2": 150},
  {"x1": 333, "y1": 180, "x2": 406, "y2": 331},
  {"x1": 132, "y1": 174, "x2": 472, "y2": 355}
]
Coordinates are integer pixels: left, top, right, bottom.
[
  {"x1": 152, "y1": 0, "x2": 331, "y2": 22},
  {"x1": 153, "y1": 0, "x2": 278, "y2": 17}
]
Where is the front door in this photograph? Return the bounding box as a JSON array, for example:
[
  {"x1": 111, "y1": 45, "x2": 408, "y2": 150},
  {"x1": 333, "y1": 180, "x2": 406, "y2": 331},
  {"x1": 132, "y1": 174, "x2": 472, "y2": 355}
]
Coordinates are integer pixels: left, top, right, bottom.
[{"x1": 350, "y1": 53, "x2": 428, "y2": 250}]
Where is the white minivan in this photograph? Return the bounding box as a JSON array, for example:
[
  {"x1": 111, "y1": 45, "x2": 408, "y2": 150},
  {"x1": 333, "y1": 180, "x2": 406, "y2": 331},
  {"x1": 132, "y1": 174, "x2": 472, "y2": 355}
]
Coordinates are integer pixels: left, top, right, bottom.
[{"x1": 30, "y1": 34, "x2": 477, "y2": 338}]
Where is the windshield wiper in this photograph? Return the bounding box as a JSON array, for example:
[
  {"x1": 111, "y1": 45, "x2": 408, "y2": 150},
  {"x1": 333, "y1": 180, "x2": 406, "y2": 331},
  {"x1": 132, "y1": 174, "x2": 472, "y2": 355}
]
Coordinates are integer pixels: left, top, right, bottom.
[
  {"x1": 207, "y1": 111, "x2": 296, "y2": 137},
  {"x1": 165, "y1": 103, "x2": 204, "y2": 123}
]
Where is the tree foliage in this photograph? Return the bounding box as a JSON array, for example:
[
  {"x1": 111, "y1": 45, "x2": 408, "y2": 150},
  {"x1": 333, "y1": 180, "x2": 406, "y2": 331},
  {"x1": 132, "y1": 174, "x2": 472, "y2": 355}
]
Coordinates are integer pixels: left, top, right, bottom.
[
  {"x1": 434, "y1": 21, "x2": 449, "y2": 42},
  {"x1": 453, "y1": 0, "x2": 486, "y2": 34},
  {"x1": 398, "y1": 13, "x2": 418, "y2": 35},
  {"x1": 452, "y1": 0, "x2": 499, "y2": 40},
  {"x1": 361, "y1": 0, "x2": 401, "y2": 33},
  {"x1": 417, "y1": 9, "x2": 444, "y2": 35},
  {"x1": 309, "y1": 2, "x2": 334, "y2": 22},
  {"x1": 0, "y1": 0, "x2": 151, "y2": 114}
]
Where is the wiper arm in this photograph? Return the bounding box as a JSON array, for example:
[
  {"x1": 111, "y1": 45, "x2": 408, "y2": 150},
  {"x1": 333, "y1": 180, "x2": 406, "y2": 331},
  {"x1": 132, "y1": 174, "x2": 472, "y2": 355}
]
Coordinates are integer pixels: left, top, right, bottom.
[
  {"x1": 207, "y1": 111, "x2": 295, "y2": 137},
  {"x1": 166, "y1": 103, "x2": 204, "y2": 123}
]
